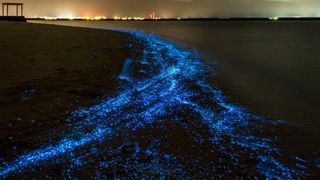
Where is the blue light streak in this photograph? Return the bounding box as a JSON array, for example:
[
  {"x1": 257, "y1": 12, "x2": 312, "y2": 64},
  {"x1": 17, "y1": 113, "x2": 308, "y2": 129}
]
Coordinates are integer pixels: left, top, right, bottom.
[{"x1": 0, "y1": 30, "x2": 307, "y2": 178}]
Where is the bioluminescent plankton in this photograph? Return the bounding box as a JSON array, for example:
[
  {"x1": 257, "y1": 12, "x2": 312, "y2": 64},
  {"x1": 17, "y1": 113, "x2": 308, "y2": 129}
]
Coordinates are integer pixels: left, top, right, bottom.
[{"x1": 0, "y1": 31, "x2": 307, "y2": 179}]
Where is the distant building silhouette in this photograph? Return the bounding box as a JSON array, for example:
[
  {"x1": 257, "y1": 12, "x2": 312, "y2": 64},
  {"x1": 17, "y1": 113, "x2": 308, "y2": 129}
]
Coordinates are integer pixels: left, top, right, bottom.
[
  {"x1": 2, "y1": 2, "x2": 24, "y2": 16},
  {"x1": 149, "y1": 12, "x2": 156, "y2": 20},
  {"x1": 0, "y1": 2, "x2": 26, "y2": 22}
]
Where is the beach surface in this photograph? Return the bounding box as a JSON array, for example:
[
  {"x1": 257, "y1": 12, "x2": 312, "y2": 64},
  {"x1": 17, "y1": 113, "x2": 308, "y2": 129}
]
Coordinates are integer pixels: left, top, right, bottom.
[
  {"x1": 0, "y1": 21, "x2": 138, "y2": 159},
  {"x1": 0, "y1": 21, "x2": 316, "y2": 178}
]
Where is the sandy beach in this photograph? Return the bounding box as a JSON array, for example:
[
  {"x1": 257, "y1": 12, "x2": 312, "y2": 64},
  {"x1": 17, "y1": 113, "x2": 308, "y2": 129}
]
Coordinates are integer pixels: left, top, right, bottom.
[
  {"x1": 0, "y1": 21, "x2": 317, "y2": 178},
  {"x1": 0, "y1": 21, "x2": 140, "y2": 160},
  {"x1": 1, "y1": 0, "x2": 320, "y2": 177}
]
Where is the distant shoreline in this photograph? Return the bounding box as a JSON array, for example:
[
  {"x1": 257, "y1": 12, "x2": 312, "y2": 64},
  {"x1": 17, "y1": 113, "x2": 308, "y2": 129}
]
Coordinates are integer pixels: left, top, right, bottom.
[
  {"x1": 1, "y1": 16, "x2": 319, "y2": 22},
  {"x1": 27, "y1": 17, "x2": 320, "y2": 21},
  {"x1": 0, "y1": 16, "x2": 26, "y2": 22}
]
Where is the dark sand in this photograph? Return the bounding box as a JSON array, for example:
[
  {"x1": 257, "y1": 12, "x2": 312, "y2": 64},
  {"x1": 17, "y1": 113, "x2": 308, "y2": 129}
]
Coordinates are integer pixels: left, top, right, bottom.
[
  {"x1": 0, "y1": 21, "x2": 139, "y2": 158},
  {"x1": 35, "y1": 20, "x2": 320, "y2": 175},
  {"x1": 1, "y1": 21, "x2": 319, "y2": 178}
]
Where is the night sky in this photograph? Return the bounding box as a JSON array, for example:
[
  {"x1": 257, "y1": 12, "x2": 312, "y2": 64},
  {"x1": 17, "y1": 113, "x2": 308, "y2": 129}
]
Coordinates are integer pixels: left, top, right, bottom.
[{"x1": 4, "y1": 0, "x2": 320, "y2": 18}]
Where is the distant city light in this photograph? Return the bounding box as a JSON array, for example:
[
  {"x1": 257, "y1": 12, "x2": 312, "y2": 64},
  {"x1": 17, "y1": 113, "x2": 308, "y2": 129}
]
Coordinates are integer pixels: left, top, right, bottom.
[
  {"x1": 32, "y1": 16, "x2": 108, "y2": 20},
  {"x1": 269, "y1": 17, "x2": 279, "y2": 21},
  {"x1": 29, "y1": 13, "x2": 159, "y2": 21},
  {"x1": 113, "y1": 16, "x2": 145, "y2": 20},
  {"x1": 28, "y1": 11, "x2": 163, "y2": 20},
  {"x1": 149, "y1": 12, "x2": 160, "y2": 20}
]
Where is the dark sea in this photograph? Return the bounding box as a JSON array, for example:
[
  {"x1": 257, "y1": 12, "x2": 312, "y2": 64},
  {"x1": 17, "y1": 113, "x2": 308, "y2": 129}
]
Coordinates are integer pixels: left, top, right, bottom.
[{"x1": 30, "y1": 20, "x2": 320, "y2": 176}]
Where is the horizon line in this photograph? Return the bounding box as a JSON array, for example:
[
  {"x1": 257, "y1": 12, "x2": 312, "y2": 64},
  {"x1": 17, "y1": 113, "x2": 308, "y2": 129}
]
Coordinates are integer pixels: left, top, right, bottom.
[{"x1": 25, "y1": 16, "x2": 320, "y2": 21}]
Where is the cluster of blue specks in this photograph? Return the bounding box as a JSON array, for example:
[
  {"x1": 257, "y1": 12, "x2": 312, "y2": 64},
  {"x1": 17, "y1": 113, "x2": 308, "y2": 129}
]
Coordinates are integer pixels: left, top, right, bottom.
[{"x1": 0, "y1": 30, "x2": 307, "y2": 178}]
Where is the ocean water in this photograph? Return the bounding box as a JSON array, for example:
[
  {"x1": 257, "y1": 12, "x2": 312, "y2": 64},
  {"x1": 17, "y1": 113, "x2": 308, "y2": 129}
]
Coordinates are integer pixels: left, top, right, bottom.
[{"x1": 26, "y1": 20, "x2": 320, "y2": 177}]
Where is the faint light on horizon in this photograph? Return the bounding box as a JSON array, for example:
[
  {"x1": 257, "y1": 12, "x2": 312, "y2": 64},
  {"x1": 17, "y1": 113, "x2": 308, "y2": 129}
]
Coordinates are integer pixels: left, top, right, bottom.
[
  {"x1": 113, "y1": 16, "x2": 145, "y2": 20},
  {"x1": 269, "y1": 17, "x2": 279, "y2": 20},
  {"x1": 31, "y1": 15, "x2": 107, "y2": 20}
]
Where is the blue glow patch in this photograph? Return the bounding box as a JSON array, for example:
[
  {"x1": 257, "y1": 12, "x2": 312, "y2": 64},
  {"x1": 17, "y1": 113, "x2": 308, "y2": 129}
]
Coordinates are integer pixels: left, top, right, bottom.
[{"x1": 0, "y1": 30, "x2": 307, "y2": 178}]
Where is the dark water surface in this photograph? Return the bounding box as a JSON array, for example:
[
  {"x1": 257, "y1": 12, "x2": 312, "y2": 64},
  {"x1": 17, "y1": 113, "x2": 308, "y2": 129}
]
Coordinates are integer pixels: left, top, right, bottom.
[{"x1": 30, "y1": 20, "x2": 320, "y2": 173}]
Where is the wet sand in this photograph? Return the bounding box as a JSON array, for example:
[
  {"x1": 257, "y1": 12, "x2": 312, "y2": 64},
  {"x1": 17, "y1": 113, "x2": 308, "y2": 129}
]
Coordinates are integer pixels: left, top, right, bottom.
[
  {"x1": 0, "y1": 21, "x2": 318, "y2": 178},
  {"x1": 1, "y1": 23, "x2": 271, "y2": 178},
  {"x1": 35, "y1": 20, "x2": 320, "y2": 164},
  {"x1": 0, "y1": 21, "x2": 139, "y2": 159}
]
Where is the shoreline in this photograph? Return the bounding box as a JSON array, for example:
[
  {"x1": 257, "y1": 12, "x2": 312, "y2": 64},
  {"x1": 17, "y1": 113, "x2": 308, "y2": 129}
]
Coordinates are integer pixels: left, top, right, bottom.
[
  {"x1": 0, "y1": 21, "x2": 143, "y2": 160},
  {"x1": 0, "y1": 16, "x2": 26, "y2": 22},
  {"x1": 0, "y1": 21, "x2": 316, "y2": 178},
  {"x1": 26, "y1": 17, "x2": 320, "y2": 21}
]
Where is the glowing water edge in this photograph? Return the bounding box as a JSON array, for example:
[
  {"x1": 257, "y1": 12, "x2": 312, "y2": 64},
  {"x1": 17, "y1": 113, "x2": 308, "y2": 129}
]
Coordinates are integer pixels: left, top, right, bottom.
[{"x1": 0, "y1": 31, "x2": 307, "y2": 178}]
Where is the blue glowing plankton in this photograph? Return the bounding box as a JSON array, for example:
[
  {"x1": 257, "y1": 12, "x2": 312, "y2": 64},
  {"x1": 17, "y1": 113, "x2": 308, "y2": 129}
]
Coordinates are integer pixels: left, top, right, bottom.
[{"x1": 0, "y1": 30, "x2": 307, "y2": 179}]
